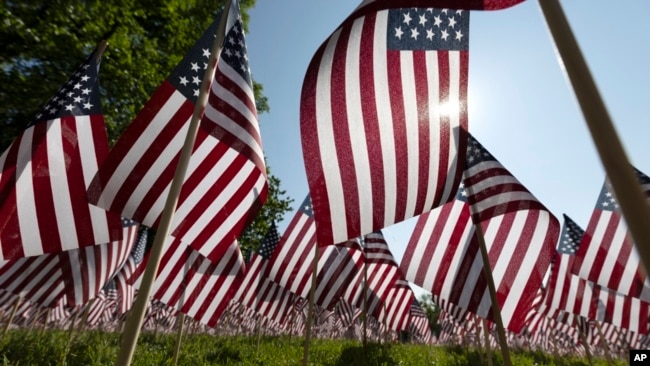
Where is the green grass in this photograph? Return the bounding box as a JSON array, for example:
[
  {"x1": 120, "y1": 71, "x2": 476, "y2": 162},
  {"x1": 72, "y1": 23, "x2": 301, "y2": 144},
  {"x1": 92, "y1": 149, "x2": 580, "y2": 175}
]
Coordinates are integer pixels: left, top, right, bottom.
[{"x1": 0, "y1": 329, "x2": 627, "y2": 365}]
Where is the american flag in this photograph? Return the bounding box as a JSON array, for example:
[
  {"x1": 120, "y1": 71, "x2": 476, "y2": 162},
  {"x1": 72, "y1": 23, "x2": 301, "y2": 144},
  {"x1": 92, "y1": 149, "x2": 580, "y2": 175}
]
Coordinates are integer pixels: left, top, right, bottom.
[
  {"x1": 401, "y1": 133, "x2": 559, "y2": 333},
  {"x1": 148, "y1": 237, "x2": 245, "y2": 327},
  {"x1": 0, "y1": 253, "x2": 65, "y2": 307},
  {"x1": 312, "y1": 241, "x2": 365, "y2": 310},
  {"x1": 381, "y1": 278, "x2": 415, "y2": 332},
  {"x1": 571, "y1": 169, "x2": 650, "y2": 302},
  {"x1": 300, "y1": 5, "x2": 470, "y2": 247},
  {"x1": 60, "y1": 218, "x2": 139, "y2": 306},
  {"x1": 266, "y1": 195, "x2": 317, "y2": 298},
  {"x1": 87, "y1": 0, "x2": 267, "y2": 262},
  {"x1": 349, "y1": 0, "x2": 525, "y2": 16},
  {"x1": 232, "y1": 223, "x2": 298, "y2": 325},
  {"x1": 0, "y1": 44, "x2": 122, "y2": 260},
  {"x1": 114, "y1": 226, "x2": 148, "y2": 313},
  {"x1": 343, "y1": 231, "x2": 401, "y2": 319}
]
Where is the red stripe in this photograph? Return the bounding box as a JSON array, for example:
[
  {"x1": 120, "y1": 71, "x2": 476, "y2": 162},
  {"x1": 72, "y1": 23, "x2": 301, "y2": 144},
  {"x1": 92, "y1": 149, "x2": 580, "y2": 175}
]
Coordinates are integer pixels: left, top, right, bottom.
[
  {"x1": 301, "y1": 42, "x2": 333, "y2": 246},
  {"x1": 589, "y1": 213, "x2": 618, "y2": 283},
  {"x1": 387, "y1": 49, "x2": 408, "y2": 224},
  {"x1": 329, "y1": 22, "x2": 360, "y2": 244},
  {"x1": 31, "y1": 122, "x2": 63, "y2": 254},
  {"x1": 433, "y1": 51, "x2": 450, "y2": 207},
  {"x1": 412, "y1": 50, "x2": 430, "y2": 216},
  {"x1": 0, "y1": 137, "x2": 24, "y2": 258},
  {"x1": 358, "y1": 13, "x2": 386, "y2": 232},
  {"x1": 61, "y1": 117, "x2": 94, "y2": 248}
]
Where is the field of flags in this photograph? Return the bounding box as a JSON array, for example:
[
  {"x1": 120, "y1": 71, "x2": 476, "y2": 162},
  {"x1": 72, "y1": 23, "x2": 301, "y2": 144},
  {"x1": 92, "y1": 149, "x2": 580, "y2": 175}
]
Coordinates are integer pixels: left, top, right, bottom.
[{"x1": 1, "y1": 0, "x2": 648, "y2": 364}]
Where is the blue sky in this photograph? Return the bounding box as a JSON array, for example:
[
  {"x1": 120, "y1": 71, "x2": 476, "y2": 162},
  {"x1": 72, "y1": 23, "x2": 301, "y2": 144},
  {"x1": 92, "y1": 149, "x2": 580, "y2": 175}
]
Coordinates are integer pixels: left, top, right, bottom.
[{"x1": 244, "y1": 1, "x2": 650, "y2": 296}]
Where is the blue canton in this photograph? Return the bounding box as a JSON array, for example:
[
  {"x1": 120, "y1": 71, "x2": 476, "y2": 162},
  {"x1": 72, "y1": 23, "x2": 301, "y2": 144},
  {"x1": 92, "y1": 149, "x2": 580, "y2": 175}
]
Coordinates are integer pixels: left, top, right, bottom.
[
  {"x1": 455, "y1": 182, "x2": 469, "y2": 202},
  {"x1": 131, "y1": 227, "x2": 148, "y2": 264},
  {"x1": 387, "y1": 8, "x2": 469, "y2": 51},
  {"x1": 168, "y1": 18, "x2": 221, "y2": 103},
  {"x1": 558, "y1": 214, "x2": 584, "y2": 255},
  {"x1": 300, "y1": 195, "x2": 314, "y2": 217},
  {"x1": 465, "y1": 134, "x2": 496, "y2": 169},
  {"x1": 221, "y1": 17, "x2": 252, "y2": 86},
  {"x1": 31, "y1": 51, "x2": 102, "y2": 126},
  {"x1": 258, "y1": 222, "x2": 280, "y2": 260}
]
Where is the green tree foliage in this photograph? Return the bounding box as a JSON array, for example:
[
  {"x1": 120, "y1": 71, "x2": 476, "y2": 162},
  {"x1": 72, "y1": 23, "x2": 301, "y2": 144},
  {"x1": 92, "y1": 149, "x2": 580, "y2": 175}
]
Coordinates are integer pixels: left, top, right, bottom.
[
  {"x1": 1, "y1": 0, "x2": 290, "y2": 250},
  {"x1": 418, "y1": 293, "x2": 442, "y2": 336}
]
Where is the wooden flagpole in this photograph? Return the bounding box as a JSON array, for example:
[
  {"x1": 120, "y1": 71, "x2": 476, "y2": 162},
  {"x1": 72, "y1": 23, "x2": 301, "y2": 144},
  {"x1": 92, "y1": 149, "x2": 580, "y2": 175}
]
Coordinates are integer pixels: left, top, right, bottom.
[
  {"x1": 482, "y1": 319, "x2": 494, "y2": 366},
  {"x1": 594, "y1": 320, "x2": 613, "y2": 366},
  {"x1": 538, "y1": 0, "x2": 650, "y2": 276},
  {"x1": 575, "y1": 317, "x2": 594, "y2": 366},
  {"x1": 115, "y1": 1, "x2": 232, "y2": 365},
  {"x1": 1, "y1": 294, "x2": 22, "y2": 340},
  {"x1": 463, "y1": 176, "x2": 512, "y2": 366},
  {"x1": 301, "y1": 243, "x2": 319, "y2": 366},
  {"x1": 171, "y1": 312, "x2": 186, "y2": 366}
]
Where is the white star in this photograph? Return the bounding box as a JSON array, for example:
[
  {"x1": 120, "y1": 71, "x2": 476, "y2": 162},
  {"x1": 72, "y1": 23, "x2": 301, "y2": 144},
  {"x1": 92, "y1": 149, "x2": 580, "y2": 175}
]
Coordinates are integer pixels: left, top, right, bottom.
[
  {"x1": 65, "y1": 104, "x2": 75, "y2": 111},
  {"x1": 441, "y1": 8, "x2": 449, "y2": 14},
  {"x1": 225, "y1": 49, "x2": 232, "y2": 57},
  {"x1": 441, "y1": 29, "x2": 449, "y2": 41},
  {"x1": 192, "y1": 75, "x2": 201, "y2": 85},
  {"x1": 455, "y1": 30, "x2": 464, "y2": 41},
  {"x1": 418, "y1": 14, "x2": 427, "y2": 26},
  {"x1": 83, "y1": 102, "x2": 93, "y2": 109},
  {"x1": 433, "y1": 15, "x2": 443, "y2": 27},
  {"x1": 394, "y1": 26, "x2": 404, "y2": 39},
  {"x1": 193, "y1": 88, "x2": 200, "y2": 97},
  {"x1": 74, "y1": 96, "x2": 82, "y2": 103},
  {"x1": 426, "y1": 8, "x2": 434, "y2": 13},
  {"x1": 448, "y1": 16, "x2": 457, "y2": 29},
  {"x1": 228, "y1": 37, "x2": 235, "y2": 44},
  {"x1": 81, "y1": 88, "x2": 91, "y2": 95},
  {"x1": 410, "y1": 28, "x2": 420, "y2": 40},
  {"x1": 179, "y1": 76, "x2": 189, "y2": 86},
  {"x1": 81, "y1": 75, "x2": 90, "y2": 82},
  {"x1": 456, "y1": 10, "x2": 464, "y2": 16},
  {"x1": 191, "y1": 62, "x2": 200, "y2": 72},
  {"x1": 402, "y1": 12, "x2": 412, "y2": 25},
  {"x1": 426, "y1": 29, "x2": 435, "y2": 40},
  {"x1": 73, "y1": 82, "x2": 82, "y2": 89},
  {"x1": 202, "y1": 48, "x2": 211, "y2": 58}
]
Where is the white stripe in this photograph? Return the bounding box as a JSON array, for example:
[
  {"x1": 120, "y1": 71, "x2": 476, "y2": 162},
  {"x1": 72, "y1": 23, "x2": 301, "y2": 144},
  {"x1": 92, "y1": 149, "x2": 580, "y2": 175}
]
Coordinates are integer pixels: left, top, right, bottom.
[
  {"x1": 442, "y1": 50, "x2": 462, "y2": 201},
  {"x1": 578, "y1": 212, "x2": 611, "y2": 280},
  {"x1": 441, "y1": 216, "x2": 475, "y2": 302},
  {"x1": 422, "y1": 51, "x2": 441, "y2": 210},
  {"x1": 77, "y1": 117, "x2": 111, "y2": 244},
  {"x1": 373, "y1": 12, "x2": 397, "y2": 227},
  {"x1": 346, "y1": 18, "x2": 374, "y2": 238},
  {"x1": 399, "y1": 50, "x2": 420, "y2": 219},
  {"x1": 599, "y1": 224, "x2": 632, "y2": 291},
  {"x1": 96, "y1": 91, "x2": 187, "y2": 210},
  {"x1": 15, "y1": 128, "x2": 43, "y2": 256},
  {"x1": 316, "y1": 29, "x2": 347, "y2": 245}
]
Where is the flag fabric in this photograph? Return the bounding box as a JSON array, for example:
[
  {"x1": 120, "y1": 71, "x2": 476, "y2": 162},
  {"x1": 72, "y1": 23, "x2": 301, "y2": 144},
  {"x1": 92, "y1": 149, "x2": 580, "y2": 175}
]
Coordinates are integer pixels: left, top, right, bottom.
[
  {"x1": 0, "y1": 45, "x2": 122, "y2": 260},
  {"x1": 312, "y1": 240, "x2": 365, "y2": 310},
  {"x1": 381, "y1": 278, "x2": 415, "y2": 332},
  {"x1": 544, "y1": 215, "x2": 649, "y2": 333},
  {"x1": 147, "y1": 236, "x2": 245, "y2": 327},
  {"x1": 60, "y1": 218, "x2": 139, "y2": 306},
  {"x1": 349, "y1": 0, "x2": 525, "y2": 15},
  {"x1": 571, "y1": 169, "x2": 650, "y2": 302},
  {"x1": 401, "y1": 133, "x2": 559, "y2": 333},
  {"x1": 87, "y1": 0, "x2": 267, "y2": 262},
  {"x1": 113, "y1": 226, "x2": 148, "y2": 313},
  {"x1": 232, "y1": 223, "x2": 298, "y2": 325},
  {"x1": 266, "y1": 195, "x2": 317, "y2": 297},
  {"x1": 300, "y1": 5, "x2": 471, "y2": 247},
  {"x1": 0, "y1": 253, "x2": 65, "y2": 308}
]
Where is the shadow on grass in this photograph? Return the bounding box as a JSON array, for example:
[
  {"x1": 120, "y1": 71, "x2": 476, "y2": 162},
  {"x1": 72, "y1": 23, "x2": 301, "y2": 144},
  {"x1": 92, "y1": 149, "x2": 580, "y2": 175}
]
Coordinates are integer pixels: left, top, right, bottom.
[{"x1": 334, "y1": 343, "x2": 397, "y2": 366}]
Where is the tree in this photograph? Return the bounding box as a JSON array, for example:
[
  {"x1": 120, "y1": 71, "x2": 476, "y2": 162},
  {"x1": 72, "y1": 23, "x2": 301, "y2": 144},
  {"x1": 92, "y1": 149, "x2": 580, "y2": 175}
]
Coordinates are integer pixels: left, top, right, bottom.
[
  {"x1": 418, "y1": 293, "x2": 442, "y2": 336},
  {"x1": 1, "y1": 0, "x2": 291, "y2": 250}
]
